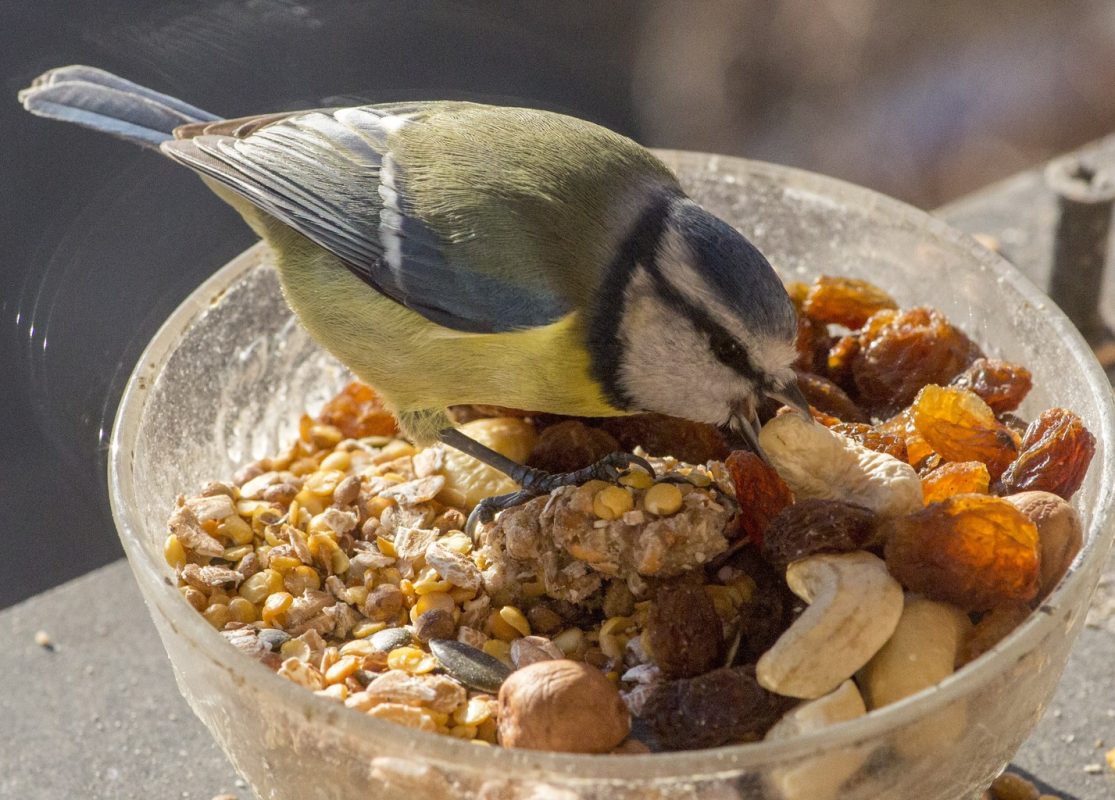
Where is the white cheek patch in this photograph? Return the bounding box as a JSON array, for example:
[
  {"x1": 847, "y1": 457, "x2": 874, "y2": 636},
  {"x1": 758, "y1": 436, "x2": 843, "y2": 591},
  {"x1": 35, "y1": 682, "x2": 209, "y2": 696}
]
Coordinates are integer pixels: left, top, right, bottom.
[
  {"x1": 655, "y1": 224, "x2": 792, "y2": 378},
  {"x1": 617, "y1": 269, "x2": 751, "y2": 425}
]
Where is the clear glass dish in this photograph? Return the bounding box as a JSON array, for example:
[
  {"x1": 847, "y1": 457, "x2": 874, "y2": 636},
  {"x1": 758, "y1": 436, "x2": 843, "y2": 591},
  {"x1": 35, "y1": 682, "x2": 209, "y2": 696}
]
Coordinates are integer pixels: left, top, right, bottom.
[{"x1": 108, "y1": 150, "x2": 1115, "y2": 800}]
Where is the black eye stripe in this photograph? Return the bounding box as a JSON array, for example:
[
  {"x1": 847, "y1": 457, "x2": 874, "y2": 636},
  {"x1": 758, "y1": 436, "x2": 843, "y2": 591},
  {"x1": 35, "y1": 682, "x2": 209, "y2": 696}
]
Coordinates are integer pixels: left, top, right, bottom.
[{"x1": 642, "y1": 263, "x2": 763, "y2": 383}]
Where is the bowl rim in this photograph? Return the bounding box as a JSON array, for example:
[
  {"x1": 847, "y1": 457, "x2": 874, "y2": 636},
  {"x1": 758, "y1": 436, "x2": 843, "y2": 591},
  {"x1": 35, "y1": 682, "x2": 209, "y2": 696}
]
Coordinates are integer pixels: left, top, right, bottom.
[{"x1": 108, "y1": 149, "x2": 1115, "y2": 782}]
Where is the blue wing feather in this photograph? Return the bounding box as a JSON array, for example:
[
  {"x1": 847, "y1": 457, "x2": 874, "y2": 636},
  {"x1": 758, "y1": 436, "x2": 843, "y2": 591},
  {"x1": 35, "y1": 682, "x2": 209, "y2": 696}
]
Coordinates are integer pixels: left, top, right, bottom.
[{"x1": 161, "y1": 104, "x2": 569, "y2": 333}]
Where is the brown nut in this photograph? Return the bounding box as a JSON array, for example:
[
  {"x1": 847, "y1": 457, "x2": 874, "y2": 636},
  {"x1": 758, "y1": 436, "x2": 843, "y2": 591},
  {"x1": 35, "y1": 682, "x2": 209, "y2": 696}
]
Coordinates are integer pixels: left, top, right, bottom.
[
  {"x1": 1004, "y1": 491, "x2": 1084, "y2": 598},
  {"x1": 497, "y1": 660, "x2": 629, "y2": 752}
]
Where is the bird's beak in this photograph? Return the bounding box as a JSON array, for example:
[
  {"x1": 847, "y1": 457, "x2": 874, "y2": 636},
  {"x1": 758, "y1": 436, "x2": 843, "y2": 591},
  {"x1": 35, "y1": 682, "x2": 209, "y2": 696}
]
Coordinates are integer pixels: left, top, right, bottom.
[
  {"x1": 725, "y1": 413, "x2": 771, "y2": 465},
  {"x1": 767, "y1": 381, "x2": 814, "y2": 423}
]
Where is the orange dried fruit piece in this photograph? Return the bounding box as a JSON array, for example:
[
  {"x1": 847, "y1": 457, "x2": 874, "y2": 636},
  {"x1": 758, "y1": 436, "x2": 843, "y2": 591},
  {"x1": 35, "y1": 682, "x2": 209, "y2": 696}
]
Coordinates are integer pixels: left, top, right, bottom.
[
  {"x1": 883, "y1": 494, "x2": 1040, "y2": 611},
  {"x1": 949, "y1": 358, "x2": 1033, "y2": 413},
  {"x1": 830, "y1": 422, "x2": 908, "y2": 462},
  {"x1": 1000, "y1": 408, "x2": 1096, "y2": 500},
  {"x1": 761, "y1": 499, "x2": 879, "y2": 570},
  {"x1": 877, "y1": 409, "x2": 936, "y2": 468},
  {"x1": 795, "y1": 371, "x2": 868, "y2": 423},
  {"x1": 316, "y1": 381, "x2": 398, "y2": 439},
  {"x1": 852, "y1": 307, "x2": 982, "y2": 414},
  {"x1": 911, "y1": 385, "x2": 1018, "y2": 479},
  {"x1": 803, "y1": 275, "x2": 898, "y2": 330},
  {"x1": 727, "y1": 450, "x2": 794, "y2": 545},
  {"x1": 794, "y1": 313, "x2": 833, "y2": 374},
  {"x1": 921, "y1": 461, "x2": 990, "y2": 505}
]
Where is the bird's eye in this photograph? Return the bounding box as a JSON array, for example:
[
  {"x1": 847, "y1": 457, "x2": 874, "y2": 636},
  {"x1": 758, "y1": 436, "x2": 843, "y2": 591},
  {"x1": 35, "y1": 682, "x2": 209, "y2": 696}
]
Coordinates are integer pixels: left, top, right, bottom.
[{"x1": 711, "y1": 331, "x2": 744, "y2": 365}]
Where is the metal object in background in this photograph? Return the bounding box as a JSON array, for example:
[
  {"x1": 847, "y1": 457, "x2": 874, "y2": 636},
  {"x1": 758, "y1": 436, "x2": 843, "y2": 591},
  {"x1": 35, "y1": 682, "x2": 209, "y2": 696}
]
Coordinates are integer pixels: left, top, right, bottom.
[{"x1": 1045, "y1": 155, "x2": 1115, "y2": 339}]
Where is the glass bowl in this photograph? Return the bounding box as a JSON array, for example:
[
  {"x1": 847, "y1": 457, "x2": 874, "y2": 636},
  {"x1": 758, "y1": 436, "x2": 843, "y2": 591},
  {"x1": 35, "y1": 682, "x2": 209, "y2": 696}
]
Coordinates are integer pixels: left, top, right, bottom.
[{"x1": 108, "y1": 150, "x2": 1115, "y2": 800}]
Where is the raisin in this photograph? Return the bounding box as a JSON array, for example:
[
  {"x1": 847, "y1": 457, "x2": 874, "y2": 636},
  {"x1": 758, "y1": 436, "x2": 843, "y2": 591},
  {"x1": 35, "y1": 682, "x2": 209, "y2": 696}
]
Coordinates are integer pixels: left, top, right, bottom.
[
  {"x1": 796, "y1": 371, "x2": 868, "y2": 423},
  {"x1": 852, "y1": 307, "x2": 982, "y2": 414},
  {"x1": 719, "y1": 547, "x2": 795, "y2": 662},
  {"x1": 883, "y1": 494, "x2": 1040, "y2": 611},
  {"x1": 950, "y1": 359, "x2": 1033, "y2": 413},
  {"x1": 958, "y1": 603, "x2": 1032, "y2": 666},
  {"x1": 794, "y1": 314, "x2": 833, "y2": 374},
  {"x1": 761, "y1": 499, "x2": 879, "y2": 570},
  {"x1": 803, "y1": 275, "x2": 898, "y2": 330},
  {"x1": 1000, "y1": 408, "x2": 1096, "y2": 500},
  {"x1": 921, "y1": 461, "x2": 990, "y2": 505},
  {"x1": 527, "y1": 420, "x2": 618, "y2": 474},
  {"x1": 877, "y1": 409, "x2": 936, "y2": 468},
  {"x1": 316, "y1": 382, "x2": 397, "y2": 439},
  {"x1": 826, "y1": 333, "x2": 861, "y2": 396},
  {"x1": 599, "y1": 414, "x2": 729, "y2": 463},
  {"x1": 637, "y1": 666, "x2": 791, "y2": 750},
  {"x1": 911, "y1": 385, "x2": 1018, "y2": 479},
  {"x1": 726, "y1": 450, "x2": 794, "y2": 545},
  {"x1": 645, "y1": 584, "x2": 724, "y2": 679},
  {"x1": 830, "y1": 422, "x2": 908, "y2": 462}
]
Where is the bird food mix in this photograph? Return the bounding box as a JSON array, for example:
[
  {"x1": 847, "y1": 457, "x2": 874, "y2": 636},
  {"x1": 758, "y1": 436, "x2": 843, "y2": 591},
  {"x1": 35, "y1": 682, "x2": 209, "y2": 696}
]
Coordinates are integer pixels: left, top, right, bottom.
[{"x1": 164, "y1": 274, "x2": 1094, "y2": 759}]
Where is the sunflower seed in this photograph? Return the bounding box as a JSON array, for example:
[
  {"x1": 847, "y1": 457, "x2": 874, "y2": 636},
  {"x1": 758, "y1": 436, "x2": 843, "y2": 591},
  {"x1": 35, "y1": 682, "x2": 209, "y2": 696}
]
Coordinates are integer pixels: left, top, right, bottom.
[{"x1": 429, "y1": 639, "x2": 511, "y2": 692}]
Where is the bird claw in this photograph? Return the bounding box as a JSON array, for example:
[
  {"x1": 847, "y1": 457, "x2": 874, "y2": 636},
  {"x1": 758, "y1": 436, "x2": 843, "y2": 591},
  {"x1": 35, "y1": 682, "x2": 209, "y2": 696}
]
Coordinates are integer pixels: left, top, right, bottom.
[
  {"x1": 465, "y1": 488, "x2": 543, "y2": 538},
  {"x1": 464, "y1": 451, "x2": 657, "y2": 538}
]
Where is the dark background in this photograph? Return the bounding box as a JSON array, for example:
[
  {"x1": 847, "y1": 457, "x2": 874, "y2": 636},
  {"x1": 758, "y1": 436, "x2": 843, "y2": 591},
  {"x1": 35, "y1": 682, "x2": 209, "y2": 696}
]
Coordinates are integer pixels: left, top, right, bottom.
[{"x1": 4, "y1": 0, "x2": 1115, "y2": 608}]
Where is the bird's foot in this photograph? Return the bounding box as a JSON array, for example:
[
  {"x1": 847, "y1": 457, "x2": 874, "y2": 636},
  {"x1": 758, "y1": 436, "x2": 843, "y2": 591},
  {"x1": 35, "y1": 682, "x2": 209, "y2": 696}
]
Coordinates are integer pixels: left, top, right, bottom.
[{"x1": 465, "y1": 451, "x2": 656, "y2": 536}]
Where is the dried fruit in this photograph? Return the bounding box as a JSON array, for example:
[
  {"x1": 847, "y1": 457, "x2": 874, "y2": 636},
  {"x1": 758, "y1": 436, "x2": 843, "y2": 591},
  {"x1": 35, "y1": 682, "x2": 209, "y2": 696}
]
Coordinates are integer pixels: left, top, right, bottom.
[
  {"x1": 761, "y1": 499, "x2": 879, "y2": 571},
  {"x1": 795, "y1": 313, "x2": 833, "y2": 374},
  {"x1": 795, "y1": 371, "x2": 868, "y2": 423},
  {"x1": 316, "y1": 381, "x2": 398, "y2": 439},
  {"x1": 527, "y1": 420, "x2": 618, "y2": 474},
  {"x1": 638, "y1": 666, "x2": 791, "y2": 749},
  {"x1": 803, "y1": 275, "x2": 898, "y2": 330},
  {"x1": 721, "y1": 547, "x2": 795, "y2": 662},
  {"x1": 921, "y1": 461, "x2": 991, "y2": 505},
  {"x1": 950, "y1": 359, "x2": 1032, "y2": 413},
  {"x1": 876, "y1": 408, "x2": 937, "y2": 469},
  {"x1": 883, "y1": 494, "x2": 1040, "y2": 611},
  {"x1": 598, "y1": 413, "x2": 729, "y2": 463},
  {"x1": 1000, "y1": 408, "x2": 1095, "y2": 500},
  {"x1": 498, "y1": 660, "x2": 630, "y2": 752},
  {"x1": 646, "y1": 584, "x2": 724, "y2": 679},
  {"x1": 852, "y1": 307, "x2": 981, "y2": 413},
  {"x1": 911, "y1": 385, "x2": 1017, "y2": 479},
  {"x1": 829, "y1": 422, "x2": 908, "y2": 462},
  {"x1": 726, "y1": 450, "x2": 794, "y2": 545}
]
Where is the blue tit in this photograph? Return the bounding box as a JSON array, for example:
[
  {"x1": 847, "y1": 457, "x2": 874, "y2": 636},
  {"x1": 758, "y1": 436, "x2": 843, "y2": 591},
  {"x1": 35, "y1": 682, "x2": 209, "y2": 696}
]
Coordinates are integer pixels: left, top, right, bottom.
[{"x1": 20, "y1": 66, "x2": 811, "y2": 525}]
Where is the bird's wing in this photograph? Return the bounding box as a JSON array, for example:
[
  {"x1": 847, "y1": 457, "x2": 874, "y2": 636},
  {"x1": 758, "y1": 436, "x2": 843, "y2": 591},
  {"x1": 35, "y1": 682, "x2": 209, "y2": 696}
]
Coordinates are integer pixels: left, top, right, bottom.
[{"x1": 161, "y1": 102, "x2": 582, "y2": 333}]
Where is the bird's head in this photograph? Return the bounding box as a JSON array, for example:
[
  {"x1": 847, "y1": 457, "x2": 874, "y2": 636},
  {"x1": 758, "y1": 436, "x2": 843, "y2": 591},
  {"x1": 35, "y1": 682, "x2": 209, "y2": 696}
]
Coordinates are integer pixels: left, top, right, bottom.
[{"x1": 591, "y1": 196, "x2": 809, "y2": 449}]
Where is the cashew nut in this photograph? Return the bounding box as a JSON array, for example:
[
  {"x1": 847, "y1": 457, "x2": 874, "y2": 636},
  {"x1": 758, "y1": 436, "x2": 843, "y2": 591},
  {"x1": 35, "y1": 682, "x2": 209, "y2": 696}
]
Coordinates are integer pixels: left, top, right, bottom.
[
  {"x1": 756, "y1": 552, "x2": 903, "y2": 699},
  {"x1": 765, "y1": 680, "x2": 869, "y2": 800},
  {"x1": 857, "y1": 596, "x2": 971, "y2": 758},
  {"x1": 1005, "y1": 491, "x2": 1084, "y2": 598},
  {"x1": 759, "y1": 414, "x2": 923, "y2": 518},
  {"x1": 858, "y1": 596, "x2": 971, "y2": 709}
]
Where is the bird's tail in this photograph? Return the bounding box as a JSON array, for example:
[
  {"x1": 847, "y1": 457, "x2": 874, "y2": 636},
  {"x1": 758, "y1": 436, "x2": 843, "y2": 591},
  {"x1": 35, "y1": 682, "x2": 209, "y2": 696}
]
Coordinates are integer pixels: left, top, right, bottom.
[{"x1": 18, "y1": 65, "x2": 221, "y2": 148}]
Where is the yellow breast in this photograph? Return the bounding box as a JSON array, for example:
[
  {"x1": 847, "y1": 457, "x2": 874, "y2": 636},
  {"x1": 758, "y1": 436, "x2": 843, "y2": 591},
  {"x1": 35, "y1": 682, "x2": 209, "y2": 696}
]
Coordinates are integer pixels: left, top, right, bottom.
[{"x1": 267, "y1": 225, "x2": 624, "y2": 419}]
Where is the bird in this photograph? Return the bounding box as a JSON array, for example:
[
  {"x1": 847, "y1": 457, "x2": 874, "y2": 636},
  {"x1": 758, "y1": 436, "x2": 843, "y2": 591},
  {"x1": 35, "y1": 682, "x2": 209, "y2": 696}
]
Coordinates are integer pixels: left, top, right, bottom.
[{"x1": 19, "y1": 65, "x2": 811, "y2": 529}]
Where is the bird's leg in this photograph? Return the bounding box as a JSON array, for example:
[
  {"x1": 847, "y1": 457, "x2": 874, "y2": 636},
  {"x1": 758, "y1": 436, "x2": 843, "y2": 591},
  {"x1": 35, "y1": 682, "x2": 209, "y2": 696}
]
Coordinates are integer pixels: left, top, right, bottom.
[{"x1": 437, "y1": 428, "x2": 655, "y2": 535}]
